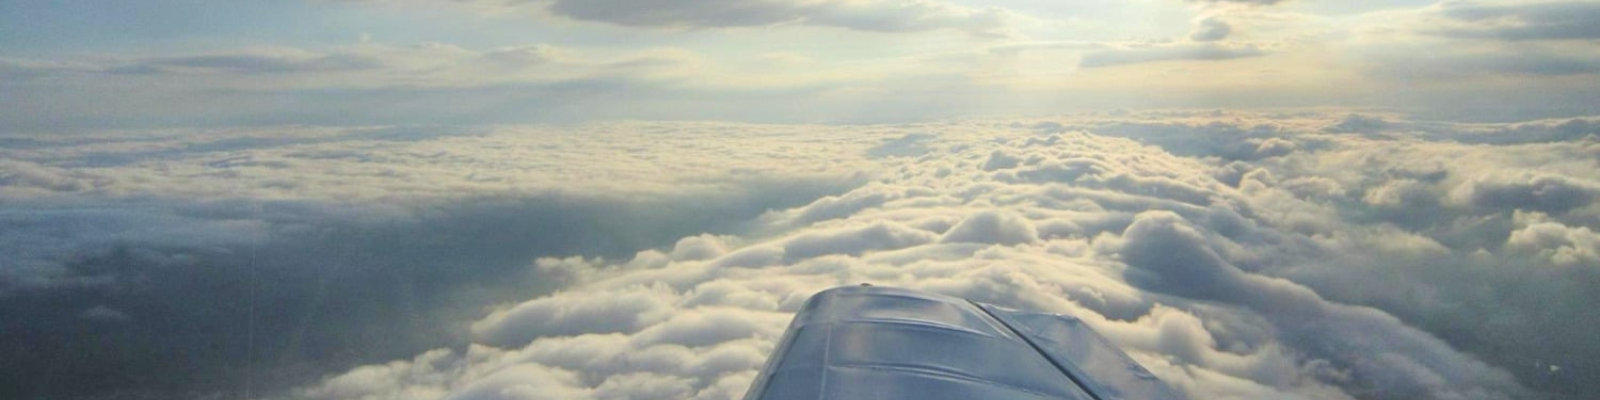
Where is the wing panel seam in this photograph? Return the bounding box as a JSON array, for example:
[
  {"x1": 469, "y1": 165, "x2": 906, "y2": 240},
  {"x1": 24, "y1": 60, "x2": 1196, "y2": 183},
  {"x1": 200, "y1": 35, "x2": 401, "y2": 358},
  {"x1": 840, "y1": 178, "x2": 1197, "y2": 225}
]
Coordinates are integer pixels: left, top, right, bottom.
[{"x1": 970, "y1": 301, "x2": 1106, "y2": 400}]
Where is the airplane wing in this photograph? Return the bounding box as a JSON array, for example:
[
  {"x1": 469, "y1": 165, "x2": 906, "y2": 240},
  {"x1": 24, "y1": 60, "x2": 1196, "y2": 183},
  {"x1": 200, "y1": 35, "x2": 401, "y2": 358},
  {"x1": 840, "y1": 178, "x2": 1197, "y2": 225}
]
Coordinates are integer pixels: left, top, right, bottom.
[{"x1": 743, "y1": 285, "x2": 1183, "y2": 400}]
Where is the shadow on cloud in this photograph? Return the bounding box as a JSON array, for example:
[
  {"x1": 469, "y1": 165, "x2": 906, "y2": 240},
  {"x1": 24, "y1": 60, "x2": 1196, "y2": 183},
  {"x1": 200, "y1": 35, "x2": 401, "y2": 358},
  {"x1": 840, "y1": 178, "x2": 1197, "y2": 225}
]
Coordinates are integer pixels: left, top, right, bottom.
[{"x1": 0, "y1": 179, "x2": 855, "y2": 400}]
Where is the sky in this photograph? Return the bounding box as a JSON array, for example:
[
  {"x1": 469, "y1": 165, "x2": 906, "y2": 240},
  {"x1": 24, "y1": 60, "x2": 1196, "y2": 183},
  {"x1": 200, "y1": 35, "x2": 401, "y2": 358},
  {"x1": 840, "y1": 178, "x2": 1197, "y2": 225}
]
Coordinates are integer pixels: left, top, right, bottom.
[
  {"x1": 3, "y1": 0, "x2": 1600, "y2": 131},
  {"x1": 2, "y1": 1, "x2": 1599, "y2": 400}
]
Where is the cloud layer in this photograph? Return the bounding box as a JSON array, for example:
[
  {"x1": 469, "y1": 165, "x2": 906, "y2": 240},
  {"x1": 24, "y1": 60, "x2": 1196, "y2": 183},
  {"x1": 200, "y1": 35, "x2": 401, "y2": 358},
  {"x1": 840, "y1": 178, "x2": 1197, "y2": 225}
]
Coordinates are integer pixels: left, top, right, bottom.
[
  {"x1": 2, "y1": 111, "x2": 1565, "y2": 400},
  {"x1": 0, "y1": 123, "x2": 875, "y2": 399}
]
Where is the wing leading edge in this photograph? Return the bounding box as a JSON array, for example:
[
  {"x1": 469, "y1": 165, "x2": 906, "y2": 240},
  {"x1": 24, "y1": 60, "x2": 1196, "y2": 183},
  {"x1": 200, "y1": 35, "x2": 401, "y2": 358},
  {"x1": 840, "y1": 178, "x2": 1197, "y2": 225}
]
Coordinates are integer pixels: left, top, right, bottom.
[{"x1": 744, "y1": 285, "x2": 1182, "y2": 400}]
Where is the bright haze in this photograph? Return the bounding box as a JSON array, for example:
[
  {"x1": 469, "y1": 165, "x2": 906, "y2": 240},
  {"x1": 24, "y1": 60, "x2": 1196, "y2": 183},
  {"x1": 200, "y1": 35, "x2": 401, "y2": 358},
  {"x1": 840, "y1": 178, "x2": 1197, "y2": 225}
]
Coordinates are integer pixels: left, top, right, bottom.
[{"x1": 2, "y1": 1, "x2": 1597, "y2": 400}]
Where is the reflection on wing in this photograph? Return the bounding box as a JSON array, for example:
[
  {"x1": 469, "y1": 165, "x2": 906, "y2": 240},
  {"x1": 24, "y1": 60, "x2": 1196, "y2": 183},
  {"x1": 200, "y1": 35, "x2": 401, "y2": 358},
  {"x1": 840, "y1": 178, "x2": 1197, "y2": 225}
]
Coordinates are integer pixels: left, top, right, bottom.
[{"x1": 745, "y1": 285, "x2": 1183, "y2": 400}]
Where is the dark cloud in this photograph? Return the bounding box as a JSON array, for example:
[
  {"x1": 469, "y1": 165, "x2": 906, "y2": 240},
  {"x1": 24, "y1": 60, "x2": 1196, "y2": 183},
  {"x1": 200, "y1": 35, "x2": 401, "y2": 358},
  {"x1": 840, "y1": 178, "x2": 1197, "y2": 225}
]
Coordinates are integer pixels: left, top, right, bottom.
[
  {"x1": 986, "y1": 41, "x2": 1108, "y2": 56},
  {"x1": 0, "y1": 77, "x2": 684, "y2": 132},
  {"x1": 1430, "y1": 1, "x2": 1600, "y2": 41},
  {"x1": 105, "y1": 52, "x2": 385, "y2": 75},
  {"x1": 1055, "y1": 119, "x2": 1293, "y2": 161},
  {"x1": 482, "y1": 45, "x2": 564, "y2": 65},
  {"x1": 980, "y1": 149, "x2": 1023, "y2": 171},
  {"x1": 1079, "y1": 44, "x2": 1265, "y2": 68},
  {"x1": 1446, "y1": 118, "x2": 1600, "y2": 145},
  {"x1": 0, "y1": 59, "x2": 56, "y2": 79},
  {"x1": 1450, "y1": 173, "x2": 1599, "y2": 215},
  {"x1": 0, "y1": 72, "x2": 1002, "y2": 132},
  {"x1": 1255, "y1": 114, "x2": 1597, "y2": 145},
  {"x1": 1389, "y1": 50, "x2": 1600, "y2": 77},
  {"x1": 543, "y1": 0, "x2": 805, "y2": 28},
  {"x1": 1189, "y1": 16, "x2": 1232, "y2": 42},
  {"x1": 864, "y1": 133, "x2": 936, "y2": 158},
  {"x1": 1349, "y1": 3, "x2": 1600, "y2": 84},
  {"x1": 1324, "y1": 113, "x2": 1391, "y2": 134},
  {"x1": 1187, "y1": 0, "x2": 1289, "y2": 5},
  {"x1": 3, "y1": 51, "x2": 387, "y2": 79},
  {"x1": 539, "y1": 0, "x2": 1014, "y2": 35}
]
